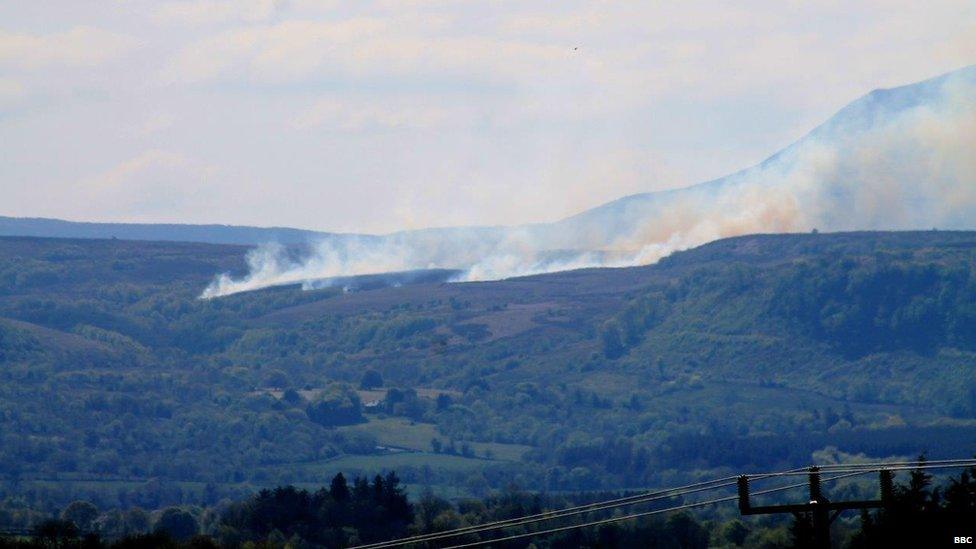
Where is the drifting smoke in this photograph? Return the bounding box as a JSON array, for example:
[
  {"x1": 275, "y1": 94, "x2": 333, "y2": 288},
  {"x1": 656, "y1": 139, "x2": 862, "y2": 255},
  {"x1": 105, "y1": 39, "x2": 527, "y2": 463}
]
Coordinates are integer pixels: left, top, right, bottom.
[{"x1": 202, "y1": 67, "x2": 976, "y2": 298}]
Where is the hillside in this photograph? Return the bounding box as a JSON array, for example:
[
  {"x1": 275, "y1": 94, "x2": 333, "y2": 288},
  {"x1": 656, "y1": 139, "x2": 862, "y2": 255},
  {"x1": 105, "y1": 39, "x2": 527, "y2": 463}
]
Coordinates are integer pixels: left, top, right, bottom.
[
  {"x1": 1, "y1": 231, "x2": 976, "y2": 509},
  {"x1": 6, "y1": 66, "x2": 974, "y2": 300}
]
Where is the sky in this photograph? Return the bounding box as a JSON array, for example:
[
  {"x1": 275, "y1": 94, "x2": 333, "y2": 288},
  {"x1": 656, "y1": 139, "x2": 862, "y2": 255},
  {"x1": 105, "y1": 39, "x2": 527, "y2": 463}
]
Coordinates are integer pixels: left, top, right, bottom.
[{"x1": 1, "y1": 1, "x2": 974, "y2": 235}]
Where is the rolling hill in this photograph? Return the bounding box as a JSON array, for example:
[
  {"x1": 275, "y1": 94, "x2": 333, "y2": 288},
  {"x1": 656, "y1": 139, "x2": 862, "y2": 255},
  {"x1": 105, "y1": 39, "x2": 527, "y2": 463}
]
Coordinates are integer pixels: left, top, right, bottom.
[{"x1": 1, "y1": 230, "x2": 975, "y2": 508}]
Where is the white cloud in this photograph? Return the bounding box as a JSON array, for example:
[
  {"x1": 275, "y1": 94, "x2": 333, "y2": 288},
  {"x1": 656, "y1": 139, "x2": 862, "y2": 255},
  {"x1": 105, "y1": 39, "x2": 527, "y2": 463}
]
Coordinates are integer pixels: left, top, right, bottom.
[
  {"x1": 294, "y1": 95, "x2": 462, "y2": 130},
  {"x1": 159, "y1": 16, "x2": 576, "y2": 85},
  {"x1": 139, "y1": 113, "x2": 176, "y2": 135},
  {"x1": 0, "y1": 26, "x2": 135, "y2": 68},
  {"x1": 1, "y1": 2, "x2": 973, "y2": 236},
  {"x1": 85, "y1": 150, "x2": 193, "y2": 188},
  {"x1": 153, "y1": 0, "x2": 286, "y2": 25},
  {"x1": 153, "y1": 2, "x2": 974, "y2": 124},
  {"x1": 0, "y1": 76, "x2": 26, "y2": 103},
  {"x1": 159, "y1": 18, "x2": 388, "y2": 83},
  {"x1": 78, "y1": 150, "x2": 221, "y2": 217}
]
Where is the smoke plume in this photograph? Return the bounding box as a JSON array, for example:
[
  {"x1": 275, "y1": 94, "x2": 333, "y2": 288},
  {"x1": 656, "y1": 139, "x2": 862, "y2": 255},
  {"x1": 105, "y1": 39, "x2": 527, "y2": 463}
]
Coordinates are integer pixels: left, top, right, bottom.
[{"x1": 202, "y1": 67, "x2": 976, "y2": 298}]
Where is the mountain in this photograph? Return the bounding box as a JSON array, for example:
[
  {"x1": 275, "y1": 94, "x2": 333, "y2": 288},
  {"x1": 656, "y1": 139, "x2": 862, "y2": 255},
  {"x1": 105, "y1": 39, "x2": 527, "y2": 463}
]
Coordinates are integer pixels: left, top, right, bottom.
[
  {"x1": 198, "y1": 65, "x2": 976, "y2": 296},
  {"x1": 5, "y1": 66, "x2": 974, "y2": 297},
  {"x1": 550, "y1": 64, "x2": 976, "y2": 249},
  {"x1": 2, "y1": 230, "x2": 976, "y2": 507}
]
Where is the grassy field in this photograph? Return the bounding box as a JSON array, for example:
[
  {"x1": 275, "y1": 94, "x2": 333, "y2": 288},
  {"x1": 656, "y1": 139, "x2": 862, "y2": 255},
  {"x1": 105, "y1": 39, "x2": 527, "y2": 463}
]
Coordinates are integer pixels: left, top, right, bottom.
[{"x1": 340, "y1": 416, "x2": 533, "y2": 461}]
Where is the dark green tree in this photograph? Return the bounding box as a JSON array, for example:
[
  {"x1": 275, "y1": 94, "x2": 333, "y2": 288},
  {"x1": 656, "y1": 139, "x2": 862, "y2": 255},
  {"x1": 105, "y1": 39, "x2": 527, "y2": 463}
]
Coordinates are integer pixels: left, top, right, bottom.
[
  {"x1": 60, "y1": 501, "x2": 98, "y2": 534},
  {"x1": 154, "y1": 508, "x2": 198, "y2": 541},
  {"x1": 359, "y1": 369, "x2": 383, "y2": 390}
]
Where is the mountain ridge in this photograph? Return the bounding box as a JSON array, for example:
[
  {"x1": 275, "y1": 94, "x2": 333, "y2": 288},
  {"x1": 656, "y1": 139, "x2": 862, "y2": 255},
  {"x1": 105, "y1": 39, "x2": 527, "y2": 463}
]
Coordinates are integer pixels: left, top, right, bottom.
[
  {"x1": 3, "y1": 64, "x2": 974, "y2": 297},
  {"x1": 3, "y1": 65, "x2": 973, "y2": 251},
  {"x1": 556, "y1": 64, "x2": 976, "y2": 239}
]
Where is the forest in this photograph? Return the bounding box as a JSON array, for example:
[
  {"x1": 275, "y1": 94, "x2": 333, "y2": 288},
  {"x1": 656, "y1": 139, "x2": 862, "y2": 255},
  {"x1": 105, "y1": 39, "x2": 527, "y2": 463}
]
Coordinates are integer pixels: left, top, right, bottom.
[{"x1": 1, "y1": 231, "x2": 975, "y2": 516}]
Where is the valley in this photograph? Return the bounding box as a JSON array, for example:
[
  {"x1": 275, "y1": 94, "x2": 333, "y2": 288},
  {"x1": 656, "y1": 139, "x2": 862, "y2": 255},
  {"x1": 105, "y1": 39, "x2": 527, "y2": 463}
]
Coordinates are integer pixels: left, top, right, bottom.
[{"x1": 2, "y1": 231, "x2": 975, "y2": 511}]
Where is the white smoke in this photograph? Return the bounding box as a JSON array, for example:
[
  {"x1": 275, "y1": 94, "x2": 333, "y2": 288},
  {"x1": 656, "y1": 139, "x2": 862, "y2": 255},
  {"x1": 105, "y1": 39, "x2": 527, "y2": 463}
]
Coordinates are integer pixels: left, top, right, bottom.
[{"x1": 202, "y1": 67, "x2": 976, "y2": 299}]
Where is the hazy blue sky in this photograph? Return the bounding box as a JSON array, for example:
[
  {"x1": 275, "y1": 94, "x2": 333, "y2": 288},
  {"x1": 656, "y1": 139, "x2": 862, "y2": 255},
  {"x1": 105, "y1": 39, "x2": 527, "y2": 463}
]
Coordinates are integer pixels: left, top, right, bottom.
[{"x1": 1, "y1": 1, "x2": 973, "y2": 234}]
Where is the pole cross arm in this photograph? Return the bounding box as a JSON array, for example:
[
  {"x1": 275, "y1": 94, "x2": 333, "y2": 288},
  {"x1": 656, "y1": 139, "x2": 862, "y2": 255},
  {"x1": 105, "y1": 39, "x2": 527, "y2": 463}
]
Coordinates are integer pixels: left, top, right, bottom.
[
  {"x1": 737, "y1": 469, "x2": 893, "y2": 549},
  {"x1": 741, "y1": 499, "x2": 883, "y2": 516}
]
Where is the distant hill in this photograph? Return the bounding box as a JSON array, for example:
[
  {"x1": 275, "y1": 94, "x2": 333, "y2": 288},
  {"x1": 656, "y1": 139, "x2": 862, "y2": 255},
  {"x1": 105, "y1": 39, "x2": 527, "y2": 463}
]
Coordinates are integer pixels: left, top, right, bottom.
[
  {"x1": 2, "y1": 230, "x2": 976, "y2": 503},
  {"x1": 0, "y1": 216, "x2": 338, "y2": 245},
  {"x1": 5, "y1": 66, "x2": 974, "y2": 289}
]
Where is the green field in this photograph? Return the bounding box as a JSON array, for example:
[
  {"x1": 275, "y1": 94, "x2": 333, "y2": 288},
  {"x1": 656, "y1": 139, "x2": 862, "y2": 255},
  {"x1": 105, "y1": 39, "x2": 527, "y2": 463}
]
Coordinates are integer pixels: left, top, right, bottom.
[{"x1": 340, "y1": 416, "x2": 532, "y2": 461}]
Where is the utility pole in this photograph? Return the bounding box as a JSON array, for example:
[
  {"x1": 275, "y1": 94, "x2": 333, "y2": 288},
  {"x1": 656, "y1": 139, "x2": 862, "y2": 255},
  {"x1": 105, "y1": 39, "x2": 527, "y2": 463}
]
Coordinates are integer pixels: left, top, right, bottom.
[{"x1": 738, "y1": 467, "x2": 892, "y2": 548}]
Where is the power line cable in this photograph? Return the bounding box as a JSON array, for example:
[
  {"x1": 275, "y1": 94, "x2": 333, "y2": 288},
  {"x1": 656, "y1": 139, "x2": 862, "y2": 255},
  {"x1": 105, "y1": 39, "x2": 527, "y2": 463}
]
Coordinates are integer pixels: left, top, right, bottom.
[
  {"x1": 355, "y1": 466, "x2": 826, "y2": 549},
  {"x1": 443, "y1": 470, "x2": 871, "y2": 549},
  {"x1": 352, "y1": 461, "x2": 976, "y2": 549},
  {"x1": 351, "y1": 476, "x2": 742, "y2": 549},
  {"x1": 812, "y1": 457, "x2": 976, "y2": 469},
  {"x1": 746, "y1": 461, "x2": 976, "y2": 478}
]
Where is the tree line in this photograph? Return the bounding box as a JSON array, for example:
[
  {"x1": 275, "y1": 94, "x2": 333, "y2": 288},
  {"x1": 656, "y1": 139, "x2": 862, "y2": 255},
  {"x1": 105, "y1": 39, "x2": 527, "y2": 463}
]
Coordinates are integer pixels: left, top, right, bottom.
[{"x1": 2, "y1": 464, "x2": 976, "y2": 548}]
